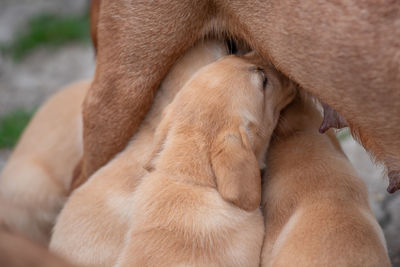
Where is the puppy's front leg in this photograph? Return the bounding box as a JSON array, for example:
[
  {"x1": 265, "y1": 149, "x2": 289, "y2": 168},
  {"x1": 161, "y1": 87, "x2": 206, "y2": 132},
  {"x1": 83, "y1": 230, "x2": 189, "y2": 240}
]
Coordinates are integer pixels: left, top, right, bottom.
[{"x1": 73, "y1": 0, "x2": 208, "y2": 189}]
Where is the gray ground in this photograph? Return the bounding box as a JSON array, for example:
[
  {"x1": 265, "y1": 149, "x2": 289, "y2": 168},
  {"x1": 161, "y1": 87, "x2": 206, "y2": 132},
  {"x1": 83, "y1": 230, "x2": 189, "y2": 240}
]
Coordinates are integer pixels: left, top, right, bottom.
[
  {"x1": 0, "y1": 0, "x2": 94, "y2": 116},
  {"x1": 0, "y1": 0, "x2": 399, "y2": 265},
  {"x1": 0, "y1": 0, "x2": 88, "y2": 44}
]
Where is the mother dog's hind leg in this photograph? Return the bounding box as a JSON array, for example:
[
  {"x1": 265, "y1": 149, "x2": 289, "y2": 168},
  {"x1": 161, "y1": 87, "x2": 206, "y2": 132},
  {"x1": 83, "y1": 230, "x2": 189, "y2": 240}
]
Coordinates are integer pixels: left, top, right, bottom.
[{"x1": 74, "y1": 0, "x2": 209, "y2": 189}]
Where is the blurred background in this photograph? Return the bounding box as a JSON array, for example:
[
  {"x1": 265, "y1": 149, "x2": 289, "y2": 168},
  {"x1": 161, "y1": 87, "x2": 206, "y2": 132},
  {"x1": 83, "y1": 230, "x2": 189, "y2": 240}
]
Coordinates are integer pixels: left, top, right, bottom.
[
  {"x1": 0, "y1": 0, "x2": 398, "y2": 264},
  {"x1": 0, "y1": 0, "x2": 94, "y2": 150}
]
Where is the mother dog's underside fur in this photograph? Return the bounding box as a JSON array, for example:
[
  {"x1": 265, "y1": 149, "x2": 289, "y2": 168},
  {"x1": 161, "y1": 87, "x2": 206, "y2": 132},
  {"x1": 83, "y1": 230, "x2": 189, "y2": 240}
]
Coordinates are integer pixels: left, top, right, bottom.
[{"x1": 75, "y1": 0, "x2": 400, "y2": 193}]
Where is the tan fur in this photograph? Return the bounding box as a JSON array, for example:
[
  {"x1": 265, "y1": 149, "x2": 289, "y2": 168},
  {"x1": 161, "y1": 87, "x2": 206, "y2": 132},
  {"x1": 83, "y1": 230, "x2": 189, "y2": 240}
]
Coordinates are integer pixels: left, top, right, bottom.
[
  {"x1": 0, "y1": 230, "x2": 77, "y2": 267},
  {"x1": 114, "y1": 55, "x2": 295, "y2": 267},
  {"x1": 49, "y1": 41, "x2": 228, "y2": 267},
  {"x1": 261, "y1": 95, "x2": 391, "y2": 266},
  {"x1": 0, "y1": 80, "x2": 89, "y2": 245},
  {"x1": 77, "y1": 0, "x2": 400, "y2": 192}
]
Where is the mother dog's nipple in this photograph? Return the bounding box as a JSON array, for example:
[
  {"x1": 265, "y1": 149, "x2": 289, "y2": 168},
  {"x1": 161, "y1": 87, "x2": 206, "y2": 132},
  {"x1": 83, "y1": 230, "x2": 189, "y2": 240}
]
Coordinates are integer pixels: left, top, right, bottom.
[
  {"x1": 387, "y1": 170, "x2": 400, "y2": 193},
  {"x1": 319, "y1": 101, "x2": 348, "y2": 133}
]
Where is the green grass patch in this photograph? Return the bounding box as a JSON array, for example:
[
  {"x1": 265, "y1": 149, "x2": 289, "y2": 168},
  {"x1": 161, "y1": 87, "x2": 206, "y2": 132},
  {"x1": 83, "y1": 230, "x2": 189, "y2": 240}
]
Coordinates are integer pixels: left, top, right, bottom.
[
  {"x1": 0, "y1": 110, "x2": 35, "y2": 148},
  {"x1": 1, "y1": 12, "x2": 90, "y2": 61}
]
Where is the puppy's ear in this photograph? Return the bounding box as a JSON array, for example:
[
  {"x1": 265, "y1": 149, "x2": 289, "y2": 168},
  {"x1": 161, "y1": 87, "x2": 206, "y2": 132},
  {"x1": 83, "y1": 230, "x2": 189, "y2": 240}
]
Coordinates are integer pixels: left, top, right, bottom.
[{"x1": 211, "y1": 126, "x2": 261, "y2": 211}]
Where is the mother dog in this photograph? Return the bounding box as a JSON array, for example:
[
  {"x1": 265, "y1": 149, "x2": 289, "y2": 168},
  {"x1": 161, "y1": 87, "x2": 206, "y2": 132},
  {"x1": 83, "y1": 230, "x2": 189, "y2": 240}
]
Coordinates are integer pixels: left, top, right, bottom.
[{"x1": 75, "y1": 0, "x2": 400, "y2": 193}]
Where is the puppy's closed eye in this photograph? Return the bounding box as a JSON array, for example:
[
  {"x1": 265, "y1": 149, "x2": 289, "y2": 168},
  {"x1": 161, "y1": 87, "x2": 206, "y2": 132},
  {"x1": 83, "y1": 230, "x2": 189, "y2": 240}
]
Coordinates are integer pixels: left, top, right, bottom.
[{"x1": 249, "y1": 66, "x2": 268, "y2": 90}]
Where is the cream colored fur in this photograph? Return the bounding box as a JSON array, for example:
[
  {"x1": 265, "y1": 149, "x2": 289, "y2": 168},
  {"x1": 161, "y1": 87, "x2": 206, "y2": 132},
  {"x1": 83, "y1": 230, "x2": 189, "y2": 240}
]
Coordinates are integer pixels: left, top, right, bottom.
[
  {"x1": 114, "y1": 55, "x2": 295, "y2": 267},
  {"x1": 49, "y1": 40, "x2": 228, "y2": 267},
  {"x1": 261, "y1": 96, "x2": 390, "y2": 266},
  {"x1": 0, "y1": 80, "x2": 89, "y2": 245}
]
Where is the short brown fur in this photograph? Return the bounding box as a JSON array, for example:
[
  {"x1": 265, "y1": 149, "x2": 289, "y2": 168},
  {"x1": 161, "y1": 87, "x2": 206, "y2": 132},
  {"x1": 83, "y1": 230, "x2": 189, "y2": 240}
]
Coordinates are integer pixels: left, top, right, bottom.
[
  {"x1": 77, "y1": 0, "x2": 400, "y2": 192},
  {"x1": 261, "y1": 95, "x2": 391, "y2": 266}
]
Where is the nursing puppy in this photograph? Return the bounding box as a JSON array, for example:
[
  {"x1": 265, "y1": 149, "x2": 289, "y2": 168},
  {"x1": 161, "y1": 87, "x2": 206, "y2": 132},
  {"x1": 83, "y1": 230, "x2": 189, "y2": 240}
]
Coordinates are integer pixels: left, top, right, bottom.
[
  {"x1": 0, "y1": 80, "x2": 89, "y2": 244},
  {"x1": 261, "y1": 95, "x2": 390, "y2": 266},
  {"x1": 50, "y1": 40, "x2": 228, "y2": 267},
  {"x1": 114, "y1": 55, "x2": 295, "y2": 267},
  {"x1": 77, "y1": 0, "x2": 400, "y2": 194}
]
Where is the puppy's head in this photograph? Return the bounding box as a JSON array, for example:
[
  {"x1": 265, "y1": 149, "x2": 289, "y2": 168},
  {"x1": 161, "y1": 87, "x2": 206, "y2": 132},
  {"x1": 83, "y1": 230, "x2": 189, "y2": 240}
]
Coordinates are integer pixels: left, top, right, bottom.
[
  {"x1": 203, "y1": 55, "x2": 296, "y2": 211},
  {"x1": 146, "y1": 55, "x2": 295, "y2": 211}
]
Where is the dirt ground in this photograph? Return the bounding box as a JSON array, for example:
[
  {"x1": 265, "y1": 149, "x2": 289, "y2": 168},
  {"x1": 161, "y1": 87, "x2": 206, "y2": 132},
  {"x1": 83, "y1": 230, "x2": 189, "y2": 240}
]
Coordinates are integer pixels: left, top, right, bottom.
[{"x1": 0, "y1": 0, "x2": 399, "y2": 265}]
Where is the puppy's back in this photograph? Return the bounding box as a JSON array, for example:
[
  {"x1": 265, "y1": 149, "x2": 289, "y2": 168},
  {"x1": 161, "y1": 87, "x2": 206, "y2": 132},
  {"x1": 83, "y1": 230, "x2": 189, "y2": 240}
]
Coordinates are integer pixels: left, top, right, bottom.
[
  {"x1": 50, "y1": 41, "x2": 229, "y2": 267},
  {"x1": 261, "y1": 96, "x2": 390, "y2": 266},
  {"x1": 0, "y1": 80, "x2": 90, "y2": 244}
]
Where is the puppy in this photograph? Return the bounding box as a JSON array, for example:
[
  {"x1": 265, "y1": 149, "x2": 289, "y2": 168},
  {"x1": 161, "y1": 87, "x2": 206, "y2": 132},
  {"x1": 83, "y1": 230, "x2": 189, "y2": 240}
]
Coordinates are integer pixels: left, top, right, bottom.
[
  {"x1": 49, "y1": 40, "x2": 228, "y2": 267},
  {"x1": 261, "y1": 95, "x2": 391, "y2": 266},
  {"x1": 0, "y1": 80, "x2": 89, "y2": 244},
  {"x1": 77, "y1": 0, "x2": 400, "y2": 194},
  {"x1": 114, "y1": 55, "x2": 295, "y2": 267}
]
